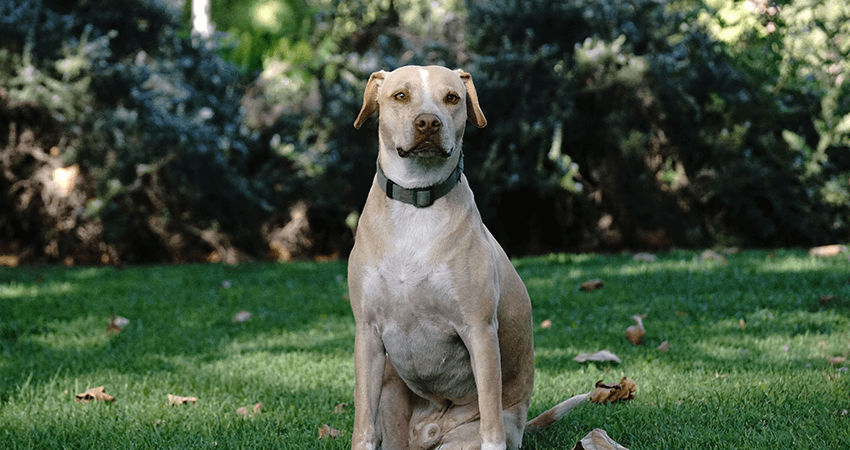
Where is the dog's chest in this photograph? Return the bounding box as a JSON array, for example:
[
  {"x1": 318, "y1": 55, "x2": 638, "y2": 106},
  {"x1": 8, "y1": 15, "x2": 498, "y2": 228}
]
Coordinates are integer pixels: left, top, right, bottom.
[
  {"x1": 363, "y1": 204, "x2": 454, "y2": 303},
  {"x1": 360, "y1": 204, "x2": 477, "y2": 401}
]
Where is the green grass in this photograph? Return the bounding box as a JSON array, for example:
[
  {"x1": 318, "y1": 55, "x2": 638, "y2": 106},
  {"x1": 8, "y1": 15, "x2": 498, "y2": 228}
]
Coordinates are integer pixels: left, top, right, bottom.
[{"x1": 0, "y1": 250, "x2": 848, "y2": 449}]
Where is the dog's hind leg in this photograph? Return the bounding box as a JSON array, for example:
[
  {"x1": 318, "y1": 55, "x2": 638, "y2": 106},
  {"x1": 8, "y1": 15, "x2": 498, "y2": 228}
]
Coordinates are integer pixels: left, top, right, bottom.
[{"x1": 376, "y1": 359, "x2": 418, "y2": 450}]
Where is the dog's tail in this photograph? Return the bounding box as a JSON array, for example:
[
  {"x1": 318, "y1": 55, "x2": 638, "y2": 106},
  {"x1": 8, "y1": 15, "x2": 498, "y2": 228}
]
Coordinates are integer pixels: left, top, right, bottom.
[{"x1": 525, "y1": 392, "x2": 591, "y2": 431}]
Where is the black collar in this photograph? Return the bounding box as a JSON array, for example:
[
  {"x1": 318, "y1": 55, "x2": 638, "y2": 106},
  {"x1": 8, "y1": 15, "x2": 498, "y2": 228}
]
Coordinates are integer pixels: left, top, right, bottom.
[{"x1": 376, "y1": 156, "x2": 463, "y2": 208}]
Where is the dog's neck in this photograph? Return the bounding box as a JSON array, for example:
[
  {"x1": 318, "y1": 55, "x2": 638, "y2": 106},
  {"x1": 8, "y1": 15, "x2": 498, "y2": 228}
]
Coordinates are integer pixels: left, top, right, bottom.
[{"x1": 376, "y1": 153, "x2": 463, "y2": 208}]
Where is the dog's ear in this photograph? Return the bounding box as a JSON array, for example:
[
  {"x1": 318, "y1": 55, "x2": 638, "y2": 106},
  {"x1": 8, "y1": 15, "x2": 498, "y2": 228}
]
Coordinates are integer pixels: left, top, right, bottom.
[
  {"x1": 456, "y1": 69, "x2": 487, "y2": 128},
  {"x1": 353, "y1": 71, "x2": 387, "y2": 129}
]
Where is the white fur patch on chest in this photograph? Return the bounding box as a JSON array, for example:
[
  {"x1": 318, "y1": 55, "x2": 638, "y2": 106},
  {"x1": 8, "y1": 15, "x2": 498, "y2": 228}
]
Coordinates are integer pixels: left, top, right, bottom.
[{"x1": 362, "y1": 203, "x2": 453, "y2": 305}]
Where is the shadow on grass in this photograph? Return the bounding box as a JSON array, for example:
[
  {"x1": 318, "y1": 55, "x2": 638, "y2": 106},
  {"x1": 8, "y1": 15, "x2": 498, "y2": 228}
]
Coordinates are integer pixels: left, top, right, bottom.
[{"x1": 0, "y1": 261, "x2": 354, "y2": 400}]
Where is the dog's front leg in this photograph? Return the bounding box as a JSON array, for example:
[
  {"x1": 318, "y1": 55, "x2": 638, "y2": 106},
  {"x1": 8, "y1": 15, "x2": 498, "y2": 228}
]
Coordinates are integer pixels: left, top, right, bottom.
[
  {"x1": 352, "y1": 323, "x2": 386, "y2": 450},
  {"x1": 465, "y1": 324, "x2": 506, "y2": 450}
]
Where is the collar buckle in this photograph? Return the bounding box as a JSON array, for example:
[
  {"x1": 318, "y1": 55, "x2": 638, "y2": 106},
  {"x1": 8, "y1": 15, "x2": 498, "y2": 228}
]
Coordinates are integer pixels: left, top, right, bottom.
[
  {"x1": 414, "y1": 189, "x2": 433, "y2": 208},
  {"x1": 376, "y1": 155, "x2": 463, "y2": 208}
]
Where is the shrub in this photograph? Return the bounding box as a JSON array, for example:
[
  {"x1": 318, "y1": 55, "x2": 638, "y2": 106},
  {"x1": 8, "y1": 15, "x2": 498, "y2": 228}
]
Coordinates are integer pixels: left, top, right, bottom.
[
  {"x1": 0, "y1": 0, "x2": 298, "y2": 263},
  {"x1": 461, "y1": 0, "x2": 843, "y2": 250}
]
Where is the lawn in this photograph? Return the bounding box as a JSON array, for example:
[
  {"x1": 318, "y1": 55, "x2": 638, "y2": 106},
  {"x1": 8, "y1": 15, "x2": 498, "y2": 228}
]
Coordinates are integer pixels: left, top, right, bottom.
[{"x1": 1, "y1": 249, "x2": 848, "y2": 449}]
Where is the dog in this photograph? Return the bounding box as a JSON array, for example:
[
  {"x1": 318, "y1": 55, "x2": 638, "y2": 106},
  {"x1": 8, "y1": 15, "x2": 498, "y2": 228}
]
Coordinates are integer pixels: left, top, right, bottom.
[{"x1": 348, "y1": 66, "x2": 584, "y2": 450}]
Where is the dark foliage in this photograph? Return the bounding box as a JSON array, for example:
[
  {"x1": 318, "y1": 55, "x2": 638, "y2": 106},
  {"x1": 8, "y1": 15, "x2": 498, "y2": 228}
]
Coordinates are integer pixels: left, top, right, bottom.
[
  {"x1": 461, "y1": 0, "x2": 842, "y2": 251},
  {"x1": 1, "y1": 0, "x2": 300, "y2": 263}
]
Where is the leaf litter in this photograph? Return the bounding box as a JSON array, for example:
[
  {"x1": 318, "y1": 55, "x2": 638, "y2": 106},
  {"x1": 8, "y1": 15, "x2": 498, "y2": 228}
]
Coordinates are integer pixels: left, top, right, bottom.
[
  {"x1": 572, "y1": 428, "x2": 629, "y2": 449},
  {"x1": 75, "y1": 386, "x2": 115, "y2": 403},
  {"x1": 574, "y1": 350, "x2": 621, "y2": 364},
  {"x1": 625, "y1": 314, "x2": 645, "y2": 345},
  {"x1": 590, "y1": 377, "x2": 637, "y2": 404}
]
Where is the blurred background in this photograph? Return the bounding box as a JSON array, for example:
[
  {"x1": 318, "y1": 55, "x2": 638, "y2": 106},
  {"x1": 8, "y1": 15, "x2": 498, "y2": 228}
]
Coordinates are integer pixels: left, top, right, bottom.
[{"x1": 0, "y1": 0, "x2": 847, "y2": 265}]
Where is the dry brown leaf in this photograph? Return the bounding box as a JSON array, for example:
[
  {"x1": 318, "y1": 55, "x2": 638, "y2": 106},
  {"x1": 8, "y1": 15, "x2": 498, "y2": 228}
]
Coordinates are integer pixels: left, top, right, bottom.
[
  {"x1": 625, "y1": 314, "x2": 645, "y2": 346},
  {"x1": 656, "y1": 340, "x2": 670, "y2": 352},
  {"x1": 75, "y1": 386, "x2": 115, "y2": 403},
  {"x1": 819, "y1": 295, "x2": 836, "y2": 305},
  {"x1": 237, "y1": 402, "x2": 263, "y2": 418},
  {"x1": 318, "y1": 424, "x2": 342, "y2": 440},
  {"x1": 808, "y1": 244, "x2": 848, "y2": 257},
  {"x1": 333, "y1": 402, "x2": 348, "y2": 414},
  {"x1": 540, "y1": 319, "x2": 552, "y2": 329},
  {"x1": 580, "y1": 279, "x2": 604, "y2": 292},
  {"x1": 739, "y1": 318, "x2": 746, "y2": 330},
  {"x1": 574, "y1": 350, "x2": 621, "y2": 364},
  {"x1": 107, "y1": 314, "x2": 130, "y2": 334},
  {"x1": 589, "y1": 377, "x2": 636, "y2": 404},
  {"x1": 232, "y1": 310, "x2": 252, "y2": 323},
  {"x1": 572, "y1": 428, "x2": 629, "y2": 450},
  {"x1": 618, "y1": 377, "x2": 637, "y2": 397},
  {"x1": 827, "y1": 356, "x2": 848, "y2": 365},
  {"x1": 168, "y1": 394, "x2": 198, "y2": 406}
]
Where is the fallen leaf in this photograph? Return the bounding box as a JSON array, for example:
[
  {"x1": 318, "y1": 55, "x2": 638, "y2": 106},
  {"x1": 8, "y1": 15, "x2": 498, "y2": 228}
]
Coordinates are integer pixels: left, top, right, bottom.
[
  {"x1": 574, "y1": 350, "x2": 621, "y2": 364},
  {"x1": 232, "y1": 310, "x2": 252, "y2": 323},
  {"x1": 827, "y1": 356, "x2": 847, "y2": 365},
  {"x1": 540, "y1": 319, "x2": 552, "y2": 329},
  {"x1": 572, "y1": 428, "x2": 629, "y2": 450},
  {"x1": 333, "y1": 402, "x2": 347, "y2": 414},
  {"x1": 75, "y1": 386, "x2": 115, "y2": 403},
  {"x1": 237, "y1": 402, "x2": 263, "y2": 418},
  {"x1": 168, "y1": 394, "x2": 198, "y2": 406},
  {"x1": 739, "y1": 318, "x2": 746, "y2": 330},
  {"x1": 625, "y1": 314, "x2": 645, "y2": 345},
  {"x1": 107, "y1": 314, "x2": 130, "y2": 334},
  {"x1": 808, "y1": 244, "x2": 848, "y2": 257},
  {"x1": 819, "y1": 295, "x2": 836, "y2": 305},
  {"x1": 656, "y1": 341, "x2": 670, "y2": 352},
  {"x1": 318, "y1": 424, "x2": 342, "y2": 440},
  {"x1": 589, "y1": 377, "x2": 636, "y2": 404},
  {"x1": 632, "y1": 252, "x2": 656, "y2": 262},
  {"x1": 580, "y1": 279, "x2": 604, "y2": 292}
]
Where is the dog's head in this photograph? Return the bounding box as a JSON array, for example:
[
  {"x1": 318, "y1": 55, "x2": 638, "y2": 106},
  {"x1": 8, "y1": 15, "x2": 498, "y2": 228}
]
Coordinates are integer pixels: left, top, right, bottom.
[{"x1": 353, "y1": 66, "x2": 487, "y2": 163}]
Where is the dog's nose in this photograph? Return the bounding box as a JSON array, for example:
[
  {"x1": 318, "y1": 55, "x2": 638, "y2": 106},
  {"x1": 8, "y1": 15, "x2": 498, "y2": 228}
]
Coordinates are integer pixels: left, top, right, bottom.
[{"x1": 414, "y1": 113, "x2": 441, "y2": 136}]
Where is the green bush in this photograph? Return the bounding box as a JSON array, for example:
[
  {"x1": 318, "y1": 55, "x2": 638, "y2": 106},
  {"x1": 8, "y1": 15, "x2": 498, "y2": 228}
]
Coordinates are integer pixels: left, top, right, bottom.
[
  {"x1": 461, "y1": 0, "x2": 845, "y2": 250},
  {"x1": 1, "y1": 0, "x2": 299, "y2": 263}
]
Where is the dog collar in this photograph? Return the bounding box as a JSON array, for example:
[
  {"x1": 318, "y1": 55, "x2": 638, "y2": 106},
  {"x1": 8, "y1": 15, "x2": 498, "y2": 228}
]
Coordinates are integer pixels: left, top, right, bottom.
[{"x1": 376, "y1": 156, "x2": 463, "y2": 208}]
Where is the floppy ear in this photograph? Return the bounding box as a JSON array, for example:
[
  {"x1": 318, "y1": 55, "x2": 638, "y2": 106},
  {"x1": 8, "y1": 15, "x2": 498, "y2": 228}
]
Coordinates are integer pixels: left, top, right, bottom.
[
  {"x1": 353, "y1": 70, "x2": 387, "y2": 129},
  {"x1": 456, "y1": 69, "x2": 487, "y2": 128}
]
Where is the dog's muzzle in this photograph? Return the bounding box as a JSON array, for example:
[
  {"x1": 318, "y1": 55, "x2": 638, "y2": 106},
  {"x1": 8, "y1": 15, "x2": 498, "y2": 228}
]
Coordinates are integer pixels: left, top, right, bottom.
[{"x1": 397, "y1": 113, "x2": 449, "y2": 158}]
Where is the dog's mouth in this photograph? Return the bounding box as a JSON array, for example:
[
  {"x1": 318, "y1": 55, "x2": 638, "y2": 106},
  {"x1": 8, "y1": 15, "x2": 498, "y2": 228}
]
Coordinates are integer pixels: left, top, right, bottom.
[{"x1": 397, "y1": 140, "x2": 450, "y2": 159}]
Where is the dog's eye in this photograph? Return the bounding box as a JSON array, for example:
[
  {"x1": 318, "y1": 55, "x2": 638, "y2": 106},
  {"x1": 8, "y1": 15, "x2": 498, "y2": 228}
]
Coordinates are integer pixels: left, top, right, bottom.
[
  {"x1": 393, "y1": 92, "x2": 407, "y2": 101},
  {"x1": 445, "y1": 93, "x2": 460, "y2": 104}
]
